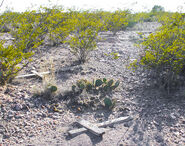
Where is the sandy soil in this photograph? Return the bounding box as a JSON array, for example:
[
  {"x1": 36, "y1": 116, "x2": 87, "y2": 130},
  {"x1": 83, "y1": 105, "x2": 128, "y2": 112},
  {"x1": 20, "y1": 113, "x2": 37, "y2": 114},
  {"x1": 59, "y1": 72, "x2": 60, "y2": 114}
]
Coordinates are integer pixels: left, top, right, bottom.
[{"x1": 0, "y1": 22, "x2": 185, "y2": 146}]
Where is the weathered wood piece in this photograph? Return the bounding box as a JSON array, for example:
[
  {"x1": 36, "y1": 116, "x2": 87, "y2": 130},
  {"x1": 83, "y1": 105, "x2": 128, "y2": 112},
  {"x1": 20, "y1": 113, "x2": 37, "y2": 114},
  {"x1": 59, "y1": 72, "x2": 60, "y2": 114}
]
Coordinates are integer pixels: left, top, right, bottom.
[
  {"x1": 77, "y1": 119, "x2": 105, "y2": 136},
  {"x1": 15, "y1": 71, "x2": 50, "y2": 79},
  {"x1": 15, "y1": 66, "x2": 81, "y2": 79},
  {"x1": 31, "y1": 70, "x2": 43, "y2": 78},
  {"x1": 68, "y1": 116, "x2": 131, "y2": 136}
]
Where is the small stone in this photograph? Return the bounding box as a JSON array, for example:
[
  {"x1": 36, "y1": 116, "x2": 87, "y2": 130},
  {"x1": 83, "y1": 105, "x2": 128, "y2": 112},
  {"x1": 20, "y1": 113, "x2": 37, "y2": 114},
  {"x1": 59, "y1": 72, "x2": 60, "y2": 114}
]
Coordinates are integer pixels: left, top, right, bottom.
[
  {"x1": 95, "y1": 113, "x2": 104, "y2": 118},
  {"x1": 80, "y1": 71, "x2": 86, "y2": 75},
  {"x1": 170, "y1": 113, "x2": 176, "y2": 120},
  {"x1": 15, "y1": 114, "x2": 24, "y2": 119},
  {"x1": 42, "y1": 113, "x2": 47, "y2": 118},
  {"x1": 14, "y1": 104, "x2": 23, "y2": 111},
  {"x1": 124, "y1": 121, "x2": 133, "y2": 127},
  {"x1": 155, "y1": 135, "x2": 164, "y2": 143},
  {"x1": 8, "y1": 111, "x2": 14, "y2": 119},
  {"x1": 4, "y1": 134, "x2": 10, "y2": 139}
]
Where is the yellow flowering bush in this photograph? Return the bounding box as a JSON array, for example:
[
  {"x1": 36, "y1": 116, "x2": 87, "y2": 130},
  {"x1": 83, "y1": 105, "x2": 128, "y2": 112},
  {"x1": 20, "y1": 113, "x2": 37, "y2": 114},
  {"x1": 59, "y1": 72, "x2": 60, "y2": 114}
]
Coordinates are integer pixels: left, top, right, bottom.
[{"x1": 136, "y1": 12, "x2": 185, "y2": 89}]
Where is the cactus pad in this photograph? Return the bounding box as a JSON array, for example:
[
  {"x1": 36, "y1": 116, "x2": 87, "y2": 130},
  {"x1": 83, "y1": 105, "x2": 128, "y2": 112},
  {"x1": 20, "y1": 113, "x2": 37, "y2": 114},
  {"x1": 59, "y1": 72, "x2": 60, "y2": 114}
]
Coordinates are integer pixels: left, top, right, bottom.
[
  {"x1": 107, "y1": 79, "x2": 114, "y2": 86},
  {"x1": 104, "y1": 98, "x2": 112, "y2": 108},
  {"x1": 49, "y1": 85, "x2": 57, "y2": 92},
  {"x1": 95, "y1": 79, "x2": 103, "y2": 87}
]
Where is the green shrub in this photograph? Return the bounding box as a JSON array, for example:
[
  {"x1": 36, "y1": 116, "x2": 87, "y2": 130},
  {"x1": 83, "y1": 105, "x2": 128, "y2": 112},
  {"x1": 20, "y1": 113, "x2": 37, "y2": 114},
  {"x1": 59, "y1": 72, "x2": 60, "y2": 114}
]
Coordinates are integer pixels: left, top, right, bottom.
[
  {"x1": 151, "y1": 5, "x2": 165, "y2": 13},
  {"x1": 0, "y1": 11, "x2": 21, "y2": 32},
  {"x1": 42, "y1": 6, "x2": 73, "y2": 46},
  {"x1": 0, "y1": 41, "x2": 33, "y2": 85},
  {"x1": 133, "y1": 12, "x2": 185, "y2": 90},
  {"x1": 106, "y1": 10, "x2": 129, "y2": 35},
  {"x1": 68, "y1": 11, "x2": 103, "y2": 63}
]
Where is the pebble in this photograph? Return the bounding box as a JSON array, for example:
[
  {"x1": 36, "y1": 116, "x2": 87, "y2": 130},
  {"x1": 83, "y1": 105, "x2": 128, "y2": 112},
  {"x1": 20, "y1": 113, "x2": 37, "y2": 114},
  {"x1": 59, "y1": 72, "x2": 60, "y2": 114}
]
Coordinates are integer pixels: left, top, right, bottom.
[
  {"x1": 14, "y1": 104, "x2": 23, "y2": 111},
  {"x1": 155, "y1": 134, "x2": 164, "y2": 143},
  {"x1": 124, "y1": 121, "x2": 133, "y2": 127},
  {"x1": 15, "y1": 114, "x2": 24, "y2": 119},
  {"x1": 7, "y1": 111, "x2": 14, "y2": 119}
]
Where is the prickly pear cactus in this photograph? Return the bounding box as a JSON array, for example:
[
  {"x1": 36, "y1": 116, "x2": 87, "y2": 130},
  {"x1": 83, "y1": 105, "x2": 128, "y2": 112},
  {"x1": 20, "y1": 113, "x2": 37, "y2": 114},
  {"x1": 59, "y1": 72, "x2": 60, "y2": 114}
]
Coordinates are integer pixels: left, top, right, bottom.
[
  {"x1": 72, "y1": 85, "x2": 76, "y2": 92},
  {"x1": 86, "y1": 82, "x2": 93, "y2": 91},
  {"x1": 104, "y1": 98, "x2": 112, "y2": 108},
  {"x1": 103, "y1": 85, "x2": 109, "y2": 92},
  {"x1": 114, "y1": 80, "x2": 120, "y2": 87},
  {"x1": 112, "y1": 80, "x2": 120, "y2": 89},
  {"x1": 49, "y1": 85, "x2": 57, "y2": 92},
  {"x1": 103, "y1": 78, "x2": 107, "y2": 83},
  {"x1": 79, "y1": 83, "x2": 85, "y2": 90},
  {"x1": 107, "y1": 79, "x2": 114, "y2": 87},
  {"x1": 95, "y1": 79, "x2": 103, "y2": 87},
  {"x1": 76, "y1": 80, "x2": 86, "y2": 90}
]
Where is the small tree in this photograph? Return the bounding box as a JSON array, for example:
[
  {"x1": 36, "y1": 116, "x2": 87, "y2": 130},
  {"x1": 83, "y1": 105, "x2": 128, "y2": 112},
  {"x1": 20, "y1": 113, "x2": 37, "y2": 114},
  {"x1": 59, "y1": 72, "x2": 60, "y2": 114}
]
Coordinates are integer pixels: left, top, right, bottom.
[{"x1": 151, "y1": 5, "x2": 165, "y2": 13}]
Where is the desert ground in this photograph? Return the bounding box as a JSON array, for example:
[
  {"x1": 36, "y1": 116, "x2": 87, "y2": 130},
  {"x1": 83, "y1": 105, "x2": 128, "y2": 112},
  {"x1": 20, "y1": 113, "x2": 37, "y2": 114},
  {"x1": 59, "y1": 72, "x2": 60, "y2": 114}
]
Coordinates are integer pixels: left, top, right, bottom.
[{"x1": 0, "y1": 22, "x2": 185, "y2": 145}]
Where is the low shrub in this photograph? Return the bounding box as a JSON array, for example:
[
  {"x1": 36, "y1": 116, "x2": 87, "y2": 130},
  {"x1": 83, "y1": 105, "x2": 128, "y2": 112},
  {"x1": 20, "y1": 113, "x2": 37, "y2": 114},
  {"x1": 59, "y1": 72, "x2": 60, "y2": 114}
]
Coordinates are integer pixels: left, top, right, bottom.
[{"x1": 0, "y1": 41, "x2": 33, "y2": 85}]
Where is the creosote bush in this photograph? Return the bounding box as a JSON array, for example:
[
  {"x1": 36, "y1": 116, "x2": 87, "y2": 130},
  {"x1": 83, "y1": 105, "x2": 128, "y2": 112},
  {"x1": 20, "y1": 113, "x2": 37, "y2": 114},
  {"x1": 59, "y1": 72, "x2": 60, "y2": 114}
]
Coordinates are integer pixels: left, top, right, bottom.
[
  {"x1": 106, "y1": 10, "x2": 129, "y2": 35},
  {"x1": 132, "y1": 13, "x2": 185, "y2": 90},
  {"x1": 68, "y1": 10, "x2": 104, "y2": 63},
  {"x1": 0, "y1": 41, "x2": 33, "y2": 85}
]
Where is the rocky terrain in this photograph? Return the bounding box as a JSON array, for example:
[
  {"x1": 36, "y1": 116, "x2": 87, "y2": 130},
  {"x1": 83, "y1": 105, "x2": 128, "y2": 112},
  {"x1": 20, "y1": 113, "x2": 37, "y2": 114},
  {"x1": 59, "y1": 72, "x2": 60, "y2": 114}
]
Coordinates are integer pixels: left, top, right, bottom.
[{"x1": 0, "y1": 22, "x2": 185, "y2": 145}]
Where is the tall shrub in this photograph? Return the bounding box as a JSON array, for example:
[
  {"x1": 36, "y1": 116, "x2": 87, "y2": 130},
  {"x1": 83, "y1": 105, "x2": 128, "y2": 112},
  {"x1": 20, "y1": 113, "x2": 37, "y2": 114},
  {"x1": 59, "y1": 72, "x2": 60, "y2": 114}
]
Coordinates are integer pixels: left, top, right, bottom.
[
  {"x1": 68, "y1": 11, "x2": 104, "y2": 63},
  {"x1": 134, "y1": 13, "x2": 185, "y2": 89}
]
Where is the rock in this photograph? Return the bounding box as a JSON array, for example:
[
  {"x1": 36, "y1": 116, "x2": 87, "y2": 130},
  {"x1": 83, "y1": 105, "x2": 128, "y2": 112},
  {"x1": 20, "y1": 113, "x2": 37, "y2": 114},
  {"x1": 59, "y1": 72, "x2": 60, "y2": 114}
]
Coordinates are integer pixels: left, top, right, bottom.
[
  {"x1": 80, "y1": 71, "x2": 88, "y2": 75},
  {"x1": 15, "y1": 114, "x2": 24, "y2": 119},
  {"x1": 95, "y1": 113, "x2": 104, "y2": 118},
  {"x1": 170, "y1": 113, "x2": 176, "y2": 120},
  {"x1": 124, "y1": 121, "x2": 133, "y2": 127},
  {"x1": 155, "y1": 134, "x2": 164, "y2": 143},
  {"x1": 14, "y1": 104, "x2": 23, "y2": 111},
  {"x1": 8, "y1": 111, "x2": 14, "y2": 119}
]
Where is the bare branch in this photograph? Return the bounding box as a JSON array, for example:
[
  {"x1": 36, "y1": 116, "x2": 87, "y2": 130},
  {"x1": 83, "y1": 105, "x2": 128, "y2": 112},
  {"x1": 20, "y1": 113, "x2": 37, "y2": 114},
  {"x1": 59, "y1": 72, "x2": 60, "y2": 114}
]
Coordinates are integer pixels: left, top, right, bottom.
[{"x1": 0, "y1": 0, "x2": 5, "y2": 8}]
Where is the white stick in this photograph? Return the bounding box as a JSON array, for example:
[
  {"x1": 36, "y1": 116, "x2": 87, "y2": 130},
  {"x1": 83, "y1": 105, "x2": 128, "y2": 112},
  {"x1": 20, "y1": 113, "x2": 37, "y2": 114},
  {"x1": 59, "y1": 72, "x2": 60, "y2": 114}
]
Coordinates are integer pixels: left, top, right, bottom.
[{"x1": 68, "y1": 116, "x2": 131, "y2": 136}]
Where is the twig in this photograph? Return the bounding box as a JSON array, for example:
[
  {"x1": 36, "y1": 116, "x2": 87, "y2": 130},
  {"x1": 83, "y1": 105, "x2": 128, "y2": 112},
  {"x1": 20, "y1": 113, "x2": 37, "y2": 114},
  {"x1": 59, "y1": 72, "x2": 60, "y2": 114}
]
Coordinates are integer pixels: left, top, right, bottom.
[{"x1": 0, "y1": 0, "x2": 5, "y2": 8}]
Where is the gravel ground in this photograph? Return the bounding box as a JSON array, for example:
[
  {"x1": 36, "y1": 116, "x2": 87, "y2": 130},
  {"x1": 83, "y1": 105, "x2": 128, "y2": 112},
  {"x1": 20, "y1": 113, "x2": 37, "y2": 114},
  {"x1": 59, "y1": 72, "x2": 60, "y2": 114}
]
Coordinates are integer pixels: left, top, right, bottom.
[{"x1": 0, "y1": 22, "x2": 185, "y2": 145}]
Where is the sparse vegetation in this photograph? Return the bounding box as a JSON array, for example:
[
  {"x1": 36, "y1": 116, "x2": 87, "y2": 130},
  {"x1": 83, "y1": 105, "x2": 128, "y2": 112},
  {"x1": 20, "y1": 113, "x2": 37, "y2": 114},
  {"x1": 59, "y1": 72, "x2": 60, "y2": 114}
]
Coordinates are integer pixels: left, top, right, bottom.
[
  {"x1": 0, "y1": 5, "x2": 184, "y2": 94},
  {"x1": 72, "y1": 78, "x2": 120, "y2": 94},
  {"x1": 0, "y1": 3, "x2": 185, "y2": 145},
  {"x1": 66, "y1": 78, "x2": 120, "y2": 110},
  {"x1": 0, "y1": 41, "x2": 33, "y2": 85}
]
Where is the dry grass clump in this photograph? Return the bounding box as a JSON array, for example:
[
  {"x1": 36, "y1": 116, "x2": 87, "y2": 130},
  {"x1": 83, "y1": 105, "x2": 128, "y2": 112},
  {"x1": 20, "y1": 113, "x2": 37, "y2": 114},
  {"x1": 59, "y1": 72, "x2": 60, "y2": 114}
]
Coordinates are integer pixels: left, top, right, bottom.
[{"x1": 32, "y1": 58, "x2": 60, "y2": 100}]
